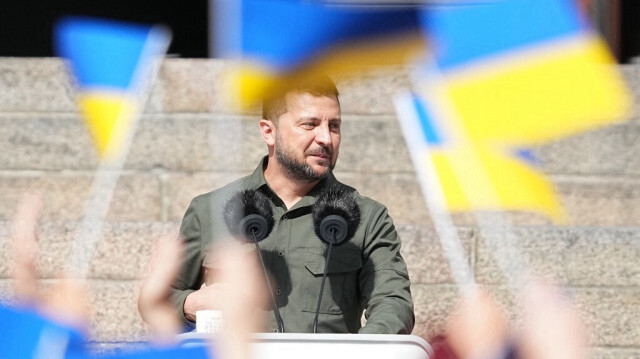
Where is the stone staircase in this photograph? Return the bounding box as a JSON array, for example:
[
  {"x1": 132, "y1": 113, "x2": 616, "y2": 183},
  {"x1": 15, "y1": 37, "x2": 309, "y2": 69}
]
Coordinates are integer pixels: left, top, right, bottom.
[{"x1": 0, "y1": 58, "x2": 638, "y2": 358}]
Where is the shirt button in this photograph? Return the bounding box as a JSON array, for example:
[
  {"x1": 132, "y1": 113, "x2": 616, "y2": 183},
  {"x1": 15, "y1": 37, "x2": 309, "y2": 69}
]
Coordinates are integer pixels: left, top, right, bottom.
[
  {"x1": 275, "y1": 289, "x2": 282, "y2": 295},
  {"x1": 272, "y1": 328, "x2": 279, "y2": 333},
  {"x1": 277, "y1": 251, "x2": 284, "y2": 257},
  {"x1": 281, "y1": 214, "x2": 288, "y2": 220}
]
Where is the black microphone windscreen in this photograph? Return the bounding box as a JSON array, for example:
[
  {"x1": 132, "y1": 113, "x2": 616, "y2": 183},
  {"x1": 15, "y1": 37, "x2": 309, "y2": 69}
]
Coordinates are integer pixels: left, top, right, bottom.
[
  {"x1": 312, "y1": 185, "x2": 360, "y2": 245},
  {"x1": 223, "y1": 189, "x2": 275, "y2": 240}
]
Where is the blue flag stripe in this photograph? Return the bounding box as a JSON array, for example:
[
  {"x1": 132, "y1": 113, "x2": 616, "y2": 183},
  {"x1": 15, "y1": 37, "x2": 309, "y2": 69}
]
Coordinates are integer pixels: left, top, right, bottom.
[
  {"x1": 412, "y1": 94, "x2": 443, "y2": 146},
  {"x1": 422, "y1": 0, "x2": 588, "y2": 70},
  {"x1": 240, "y1": 0, "x2": 421, "y2": 71},
  {"x1": 55, "y1": 17, "x2": 153, "y2": 90}
]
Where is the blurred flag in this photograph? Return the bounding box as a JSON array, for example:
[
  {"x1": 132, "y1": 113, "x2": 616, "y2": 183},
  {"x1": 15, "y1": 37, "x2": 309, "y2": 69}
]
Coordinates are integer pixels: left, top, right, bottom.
[
  {"x1": 395, "y1": 92, "x2": 565, "y2": 221},
  {"x1": 0, "y1": 305, "x2": 87, "y2": 359},
  {"x1": 420, "y1": 0, "x2": 631, "y2": 146},
  {"x1": 214, "y1": 0, "x2": 424, "y2": 108},
  {"x1": 0, "y1": 304, "x2": 211, "y2": 359},
  {"x1": 394, "y1": 0, "x2": 632, "y2": 222},
  {"x1": 55, "y1": 18, "x2": 170, "y2": 161}
]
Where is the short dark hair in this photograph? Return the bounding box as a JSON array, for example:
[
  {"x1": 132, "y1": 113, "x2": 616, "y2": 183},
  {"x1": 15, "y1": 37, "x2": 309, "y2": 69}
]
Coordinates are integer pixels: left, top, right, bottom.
[{"x1": 262, "y1": 75, "x2": 339, "y2": 122}]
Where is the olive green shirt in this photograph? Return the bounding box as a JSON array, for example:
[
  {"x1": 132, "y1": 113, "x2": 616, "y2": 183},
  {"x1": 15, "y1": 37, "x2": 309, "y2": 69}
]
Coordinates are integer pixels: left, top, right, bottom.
[{"x1": 170, "y1": 157, "x2": 414, "y2": 334}]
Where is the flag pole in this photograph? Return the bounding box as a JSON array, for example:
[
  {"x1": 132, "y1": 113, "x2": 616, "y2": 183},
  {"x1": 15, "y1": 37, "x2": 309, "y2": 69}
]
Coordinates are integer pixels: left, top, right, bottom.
[{"x1": 394, "y1": 90, "x2": 477, "y2": 296}]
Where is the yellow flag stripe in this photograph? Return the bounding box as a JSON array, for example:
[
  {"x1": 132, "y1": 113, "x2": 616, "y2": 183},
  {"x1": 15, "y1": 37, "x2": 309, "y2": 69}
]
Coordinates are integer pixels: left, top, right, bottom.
[
  {"x1": 228, "y1": 34, "x2": 425, "y2": 110},
  {"x1": 78, "y1": 93, "x2": 137, "y2": 160},
  {"x1": 427, "y1": 145, "x2": 565, "y2": 222},
  {"x1": 444, "y1": 37, "x2": 631, "y2": 146}
]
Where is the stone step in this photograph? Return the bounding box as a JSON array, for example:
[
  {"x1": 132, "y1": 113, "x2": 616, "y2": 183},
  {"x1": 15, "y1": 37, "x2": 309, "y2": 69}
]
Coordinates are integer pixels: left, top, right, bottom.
[
  {"x1": 411, "y1": 284, "x2": 640, "y2": 349},
  {"x1": 0, "y1": 221, "x2": 177, "y2": 280},
  {"x1": 0, "y1": 58, "x2": 409, "y2": 115},
  {"x1": 2, "y1": 59, "x2": 639, "y2": 119},
  {"x1": 2, "y1": 111, "x2": 640, "y2": 177},
  {"x1": 1, "y1": 221, "x2": 638, "y2": 287},
  {"x1": 1, "y1": 111, "x2": 638, "y2": 225},
  {"x1": 0, "y1": 169, "x2": 637, "y2": 226}
]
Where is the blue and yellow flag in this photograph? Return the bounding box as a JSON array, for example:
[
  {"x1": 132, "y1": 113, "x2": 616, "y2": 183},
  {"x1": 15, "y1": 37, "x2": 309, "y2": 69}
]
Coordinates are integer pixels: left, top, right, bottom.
[
  {"x1": 395, "y1": 92, "x2": 565, "y2": 221},
  {"x1": 55, "y1": 18, "x2": 170, "y2": 161},
  {"x1": 396, "y1": 0, "x2": 631, "y2": 222},
  {"x1": 214, "y1": 0, "x2": 424, "y2": 108},
  {"x1": 420, "y1": 0, "x2": 631, "y2": 146}
]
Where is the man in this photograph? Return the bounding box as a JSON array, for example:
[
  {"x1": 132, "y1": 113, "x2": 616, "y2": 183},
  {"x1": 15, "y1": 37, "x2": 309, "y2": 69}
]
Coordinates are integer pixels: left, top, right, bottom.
[{"x1": 169, "y1": 76, "x2": 414, "y2": 334}]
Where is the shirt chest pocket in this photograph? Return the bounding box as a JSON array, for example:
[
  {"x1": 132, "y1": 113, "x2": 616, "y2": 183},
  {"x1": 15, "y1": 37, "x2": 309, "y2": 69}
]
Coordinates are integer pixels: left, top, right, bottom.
[{"x1": 301, "y1": 248, "x2": 362, "y2": 315}]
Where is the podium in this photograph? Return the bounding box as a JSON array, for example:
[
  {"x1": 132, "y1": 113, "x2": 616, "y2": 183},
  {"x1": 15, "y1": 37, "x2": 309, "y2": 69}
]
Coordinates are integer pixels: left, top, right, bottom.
[{"x1": 178, "y1": 333, "x2": 433, "y2": 359}]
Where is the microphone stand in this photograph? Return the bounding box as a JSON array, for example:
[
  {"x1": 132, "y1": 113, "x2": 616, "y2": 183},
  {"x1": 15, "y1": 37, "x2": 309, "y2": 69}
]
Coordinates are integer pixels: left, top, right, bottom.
[
  {"x1": 251, "y1": 229, "x2": 285, "y2": 333},
  {"x1": 313, "y1": 228, "x2": 336, "y2": 334}
]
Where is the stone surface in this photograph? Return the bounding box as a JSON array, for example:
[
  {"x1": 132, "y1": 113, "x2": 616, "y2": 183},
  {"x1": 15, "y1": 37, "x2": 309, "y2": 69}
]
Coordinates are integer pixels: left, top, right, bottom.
[
  {"x1": 0, "y1": 115, "x2": 96, "y2": 170},
  {"x1": 591, "y1": 347, "x2": 640, "y2": 359},
  {"x1": 398, "y1": 226, "x2": 473, "y2": 285},
  {"x1": 128, "y1": 115, "x2": 221, "y2": 172},
  {"x1": 0, "y1": 221, "x2": 177, "y2": 280},
  {"x1": 164, "y1": 168, "x2": 640, "y2": 227},
  {"x1": 1, "y1": 58, "x2": 640, "y2": 354},
  {"x1": 475, "y1": 227, "x2": 640, "y2": 287},
  {"x1": 620, "y1": 66, "x2": 640, "y2": 124},
  {"x1": 335, "y1": 66, "x2": 412, "y2": 115},
  {"x1": 555, "y1": 177, "x2": 640, "y2": 226},
  {"x1": 337, "y1": 115, "x2": 414, "y2": 173},
  {"x1": 0, "y1": 58, "x2": 76, "y2": 112},
  {"x1": 336, "y1": 171, "x2": 432, "y2": 226},
  {"x1": 0, "y1": 173, "x2": 162, "y2": 221},
  {"x1": 411, "y1": 284, "x2": 461, "y2": 341},
  {"x1": 158, "y1": 59, "x2": 229, "y2": 113},
  {"x1": 538, "y1": 123, "x2": 640, "y2": 176},
  {"x1": 86, "y1": 280, "x2": 148, "y2": 342},
  {"x1": 165, "y1": 171, "x2": 249, "y2": 221},
  {"x1": 574, "y1": 287, "x2": 640, "y2": 347}
]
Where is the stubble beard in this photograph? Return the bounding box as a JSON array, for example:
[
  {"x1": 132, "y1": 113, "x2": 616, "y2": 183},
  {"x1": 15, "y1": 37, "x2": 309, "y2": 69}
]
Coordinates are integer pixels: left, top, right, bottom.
[{"x1": 274, "y1": 133, "x2": 334, "y2": 183}]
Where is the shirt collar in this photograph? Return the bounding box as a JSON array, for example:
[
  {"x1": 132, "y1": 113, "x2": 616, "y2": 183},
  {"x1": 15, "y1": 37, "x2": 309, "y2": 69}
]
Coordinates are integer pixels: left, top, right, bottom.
[{"x1": 248, "y1": 156, "x2": 339, "y2": 210}]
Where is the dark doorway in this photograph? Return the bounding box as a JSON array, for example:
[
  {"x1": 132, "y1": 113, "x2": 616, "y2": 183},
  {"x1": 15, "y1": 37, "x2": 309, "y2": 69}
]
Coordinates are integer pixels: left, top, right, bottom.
[{"x1": 0, "y1": 0, "x2": 208, "y2": 57}]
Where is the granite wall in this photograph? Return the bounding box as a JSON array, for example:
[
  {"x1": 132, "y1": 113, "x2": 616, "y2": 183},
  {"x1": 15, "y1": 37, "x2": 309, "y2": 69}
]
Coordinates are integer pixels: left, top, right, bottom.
[{"x1": 0, "y1": 58, "x2": 638, "y2": 358}]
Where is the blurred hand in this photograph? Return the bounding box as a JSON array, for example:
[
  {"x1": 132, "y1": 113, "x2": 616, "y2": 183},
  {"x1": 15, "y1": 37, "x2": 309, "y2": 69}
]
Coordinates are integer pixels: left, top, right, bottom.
[
  {"x1": 519, "y1": 283, "x2": 588, "y2": 359},
  {"x1": 11, "y1": 192, "x2": 42, "y2": 303},
  {"x1": 138, "y1": 234, "x2": 184, "y2": 343},
  {"x1": 11, "y1": 192, "x2": 89, "y2": 330},
  {"x1": 183, "y1": 281, "x2": 229, "y2": 321},
  {"x1": 184, "y1": 242, "x2": 262, "y2": 321},
  {"x1": 210, "y1": 241, "x2": 268, "y2": 359},
  {"x1": 446, "y1": 288, "x2": 510, "y2": 359}
]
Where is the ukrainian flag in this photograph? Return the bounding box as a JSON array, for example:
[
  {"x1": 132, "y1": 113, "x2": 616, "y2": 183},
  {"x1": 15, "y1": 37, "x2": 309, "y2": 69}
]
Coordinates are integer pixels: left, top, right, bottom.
[
  {"x1": 395, "y1": 0, "x2": 631, "y2": 222},
  {"x1": 421, "y1": 0, "x2": 631, "y2": 146},
  {"x1": 215, "y1": 0, "x2": 424, "y2": 108},
  {"x1": 55, "y1": 18, "x2": 170, "y2": 161},
  {"x1": 396, "y1": 92, "x2": 565, "y2": 221}
]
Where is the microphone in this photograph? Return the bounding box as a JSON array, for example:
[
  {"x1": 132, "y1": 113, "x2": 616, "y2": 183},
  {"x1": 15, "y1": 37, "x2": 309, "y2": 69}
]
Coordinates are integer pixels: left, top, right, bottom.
[
  {"x1": 223, "y1": 189, "x2": 285, "y2": 333},
  {"x1": 311, "y1": 186, "x2": 360, "y2": 333},
  {"x1": 224, "y1": 188, "x2": 275, "y2": 241}
]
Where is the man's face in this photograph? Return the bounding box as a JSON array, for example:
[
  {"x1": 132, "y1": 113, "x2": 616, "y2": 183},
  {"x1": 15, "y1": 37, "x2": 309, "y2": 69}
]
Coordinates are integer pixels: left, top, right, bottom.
[{"x1": 273, "y1": 91, "x2": 341, "y2": 183}]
